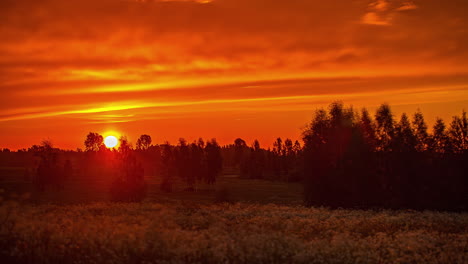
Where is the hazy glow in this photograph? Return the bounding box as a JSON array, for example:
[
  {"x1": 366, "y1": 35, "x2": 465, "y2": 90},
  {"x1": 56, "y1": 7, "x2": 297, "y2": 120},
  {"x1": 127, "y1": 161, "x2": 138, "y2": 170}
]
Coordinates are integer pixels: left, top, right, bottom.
[
  {"x1": 0, "y1": 0, "x2": 467, "y2": 149},
  {"x1": 104, "y1": 136, "x2": 118, "y2": 148}
]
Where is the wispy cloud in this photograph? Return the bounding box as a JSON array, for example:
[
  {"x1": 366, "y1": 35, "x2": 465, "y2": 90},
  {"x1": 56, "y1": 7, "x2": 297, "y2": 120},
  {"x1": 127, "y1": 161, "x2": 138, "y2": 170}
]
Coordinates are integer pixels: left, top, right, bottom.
[
  {"x1": 361, "y1": 0, "x2": 418, "y2": 26},
  {"x1": 2, "y1": 75, "x2": 467, "y2": 124},
  {"x1": 371, "y1": 0, "x2": 390, "y2": 12},
  {"x1": 396, "y1": 1, "x2": 418, "y2": 11},
  {"x1": 0, "y1": 0, "x2": 466, "y2": 149},
  {"x1": 361, "y1": 12, "x2": 391, "y2": 26}
]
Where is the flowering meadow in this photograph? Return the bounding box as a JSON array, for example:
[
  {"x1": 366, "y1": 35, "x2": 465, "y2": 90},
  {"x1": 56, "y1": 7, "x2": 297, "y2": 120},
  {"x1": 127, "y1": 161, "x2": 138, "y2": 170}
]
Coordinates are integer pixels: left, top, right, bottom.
[{"x1": 1, "y1": 201, "x2": 467, "y2": 264}]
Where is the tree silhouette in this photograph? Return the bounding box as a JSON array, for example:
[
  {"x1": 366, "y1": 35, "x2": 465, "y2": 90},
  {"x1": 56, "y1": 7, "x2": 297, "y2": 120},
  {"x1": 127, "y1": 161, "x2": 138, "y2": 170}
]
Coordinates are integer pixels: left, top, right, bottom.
[
  {"x1": 412, "y1": 110, "x2": 429, "y2": 152},
  {"x1": 273, "y1": 138, "x2": 283, "y2": 156},
  {"x1": 253, "y1": 140, "x2": 261, "y2": 151},
  {"x1": 33, "y1": 140, "x2": 65, "y2": 191},
  {"x1": 430, "y1": 118, "x2": 449, "y2": 153},
  {"x1": 12, "y1": 101, "x2": 467, "y2": 209},
  {"x1": 293, "y1": 140, "x2": 301, "y2": 153},
  {"x1": 359, "y1": 108, "x2": 377, "y2": 151},
  {"x1": 240, "y1": 140, "x2": 265, "y2": 179},
  {"x1": 302, "y1": 102, "x2": 467, "y2": 210},
  {"x1": 234, "y1": 138, "x2": 247, "y2": 167},
  {"x1": 393, "y1": 113, "x2": 419, "y2": 205},
  {"x1": 110, "y1": 137, "x2": 146, "y2": 202},
  {"x1": 272, "y1": 138, "x2": 283, "y2": 177},
  {"x1": 449, "y1": 111, "x2": 468, "y2": 153},
  {"x1": 282, "y1": 138, "x2": 293, "y2": 177},
  {"x1": 375, "y1": 104, "x2": 395, "y2": 151},
  {"x1": 205, "y1": 139, "x2": 222, "y2": 184},
  {"x1": 176, "y1": 138, "x2": 194, "y2": 190},
  {"x1": 118, "y1": 136, "x2": 132, "y2": 154},
  {"x1": 136, "y1": 134, "x2": 152, "y2": 150},
  {"x1": 394, "y1": 113, "x2": 417, "y2": 152},
  {"x1": 84, "y1": 132, "x2": 103, "y2": 152},
  {"x1": 190, "y1": 140, "x2": 205, "y2": 183},
  {"x1": 160, "y1": 142, "x2": 175, "y2": 192},
  {"x1": 303, "y1": 108, "x2": 332, "y2": 206}
]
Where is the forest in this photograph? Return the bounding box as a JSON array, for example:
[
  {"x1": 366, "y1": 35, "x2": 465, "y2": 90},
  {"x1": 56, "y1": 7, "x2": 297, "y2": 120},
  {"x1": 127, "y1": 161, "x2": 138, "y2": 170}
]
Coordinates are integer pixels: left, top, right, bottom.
[{"x1": 0, "y1": 102, "x2": 467, "y2": 210}]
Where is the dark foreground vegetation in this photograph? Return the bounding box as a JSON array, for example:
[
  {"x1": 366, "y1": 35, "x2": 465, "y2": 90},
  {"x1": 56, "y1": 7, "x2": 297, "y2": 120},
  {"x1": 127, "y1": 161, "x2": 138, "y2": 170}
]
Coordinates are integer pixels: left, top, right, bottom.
[
  {"x1": 0, "y1": 202, "x2": 467, "y2": 264},
  {"x1": 302, "y1": 103, "x2": 467, "y2": 210}
]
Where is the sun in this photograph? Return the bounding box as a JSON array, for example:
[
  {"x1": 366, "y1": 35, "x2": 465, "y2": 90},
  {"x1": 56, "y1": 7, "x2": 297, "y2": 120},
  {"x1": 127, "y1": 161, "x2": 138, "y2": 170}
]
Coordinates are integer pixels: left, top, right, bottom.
[{"x1": 104, "y1": 135, "x2": 118, "y2": 148}]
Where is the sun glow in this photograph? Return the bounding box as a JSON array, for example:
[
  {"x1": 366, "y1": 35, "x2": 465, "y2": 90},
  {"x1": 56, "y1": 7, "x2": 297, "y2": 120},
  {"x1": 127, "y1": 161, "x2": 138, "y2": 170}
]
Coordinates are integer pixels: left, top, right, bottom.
[{"x1": 104, "y1": 136, "x2": 118, "y2": 148}]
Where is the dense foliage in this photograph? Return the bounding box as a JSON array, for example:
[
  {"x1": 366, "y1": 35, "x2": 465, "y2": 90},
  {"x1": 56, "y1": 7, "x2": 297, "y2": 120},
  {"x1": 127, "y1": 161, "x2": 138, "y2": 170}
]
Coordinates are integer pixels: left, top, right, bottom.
[{"x1": 302, "y1": 102, "x2": 467, "y2": 210}]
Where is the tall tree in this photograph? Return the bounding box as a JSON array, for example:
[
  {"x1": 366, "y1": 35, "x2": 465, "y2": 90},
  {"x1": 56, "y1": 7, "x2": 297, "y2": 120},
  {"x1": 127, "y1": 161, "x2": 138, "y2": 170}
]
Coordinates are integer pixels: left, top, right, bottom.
[
  {"x1": 412, "y1": 110, "x2": 429, "y2": 152},
  {"x1": 359, "y1": 108, "x2": 377, "y2": 151},
  {"x1": 136, "y1": 134, "x2": 152, "y2": 150},
  {"x1": 234, "y1": 138, "x2": 247, "y2": 166},
  {"x1": 160, "y1": 142, "x2": 175, "y2": 192},
  {"x1": 205, "y1": 139, "x2": 223, "y2": 184},
  {"x1": 375, "y1": 104, "x2": 395, "y2": 151},
  {"x1": 449, "y1": 111, "x2": 468, "y2": 153},
  {"x1": 190, "y1": 141, "x2": 204, "y2": 183},
  {"x1": 176, "y1": 138, "x2": 194, "y2": 190},
  {"x1": 293, "y1": 140, "x2": 301, "y2": 154},
  {"x1": 273, "y1": 138, "x2": 283, "y2": 156},
  {"x1": 241, "y1": 140, "x2": 265, "y2": 179},
  {"x1": 431, "y1": 118, "x2": 449, "y2": 153},
  {"x1": 253, "y1": 140, "x2": 261, "y2": 151},
  {"x1": 84, "y1": 132, "x2": 103, "y2": 152},
  {"x1": 34, "y1": 140, "x2": 60, "y2": 191},
  {"x1": 118, "y1": 136, "x2": 132, "y2": 155},
  {"x1": 283, "y1": 138, "x2": 295, "y2": 178},
  {"x1": 303, "y1": 109, "x2": 329, "y2": 151},
  {"x1": 284, "y1": 139, "x2": 294, "y2": 156},
  {"x1": 394, "y1": 113, "x2": 417, "y2": 152},
  {"x1": 303, "y1": 107, "x2": 333, "y2": 206}
]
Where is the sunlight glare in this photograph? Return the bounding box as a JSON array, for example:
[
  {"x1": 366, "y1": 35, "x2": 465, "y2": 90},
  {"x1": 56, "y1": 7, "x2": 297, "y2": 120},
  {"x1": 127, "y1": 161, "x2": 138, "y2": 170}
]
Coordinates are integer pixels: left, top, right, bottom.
[{"x1": 104, "y1": 135, "x2": 118, "y2": 148}]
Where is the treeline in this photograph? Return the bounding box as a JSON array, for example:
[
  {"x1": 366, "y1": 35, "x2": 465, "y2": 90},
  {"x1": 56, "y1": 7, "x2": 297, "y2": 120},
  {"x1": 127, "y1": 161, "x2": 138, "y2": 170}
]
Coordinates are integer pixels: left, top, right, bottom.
[
  {"x1": 28, "y1": 141, "x2": 72, "y2": 191},
  {"x1": 158, "y1": 138, "x2": 223, "y2": 193},
  {"x1": 302, "y1": 102, "x2": 467, "y2": 210},
  {"x1": 222, "y1": 138, "x2": 303, "y2": 181},
  {"x1": 1, "y1": 102, "x2": 466, "y2": 209},
  {"x1": 22, "y1": 134, "x2": 223, "y2": 202}
]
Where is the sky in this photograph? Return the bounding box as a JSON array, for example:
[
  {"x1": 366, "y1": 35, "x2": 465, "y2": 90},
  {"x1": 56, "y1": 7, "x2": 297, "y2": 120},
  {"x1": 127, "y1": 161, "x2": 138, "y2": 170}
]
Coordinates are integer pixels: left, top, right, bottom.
[{"x1": 1, "y1": 0, "x2": 467, "y2": 150}]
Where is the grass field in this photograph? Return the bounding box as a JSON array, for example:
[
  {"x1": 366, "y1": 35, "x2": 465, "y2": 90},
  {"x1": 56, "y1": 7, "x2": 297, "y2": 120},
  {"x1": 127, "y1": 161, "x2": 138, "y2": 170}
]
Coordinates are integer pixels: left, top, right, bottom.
[
  {"x1": 1, "y1": 201, "x2": 467, "y2": 264},
  {"x1": 0, "y1": 166, "x2": 303, "y2": 205},
  {"x1": 1, "y1": 166, "x2": 467, "y2": 263}
]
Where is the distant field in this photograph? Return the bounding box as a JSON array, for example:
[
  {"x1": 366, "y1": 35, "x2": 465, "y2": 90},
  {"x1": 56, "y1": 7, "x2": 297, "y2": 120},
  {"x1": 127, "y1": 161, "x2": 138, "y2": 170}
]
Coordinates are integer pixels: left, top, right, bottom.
[
  {"x1": 0, "y1": 166, "x2": 303, "y2": 205},
  {"x1": 1, "y1": 202, "x2": 467, "y2": 264}
]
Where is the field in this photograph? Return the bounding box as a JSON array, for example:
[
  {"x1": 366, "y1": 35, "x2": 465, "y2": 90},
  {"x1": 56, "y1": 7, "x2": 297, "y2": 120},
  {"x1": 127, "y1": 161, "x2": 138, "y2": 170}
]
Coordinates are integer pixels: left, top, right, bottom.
[
  {"x1": 1, "y1": 166, "x2": 467, "y2": 263},
  {"x1": 1, "y1": 201, "x2": 467, "y2": 264},
  {"x1": 0, "y1": 166, "x2": 303, "y2": 205}
]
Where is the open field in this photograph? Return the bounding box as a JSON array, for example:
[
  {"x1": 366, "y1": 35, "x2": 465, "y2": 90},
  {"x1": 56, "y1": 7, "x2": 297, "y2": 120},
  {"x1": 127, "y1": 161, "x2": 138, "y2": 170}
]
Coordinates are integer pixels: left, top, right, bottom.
[
  {"x1": 1, "y1": 202, "x2": 467, "y2": 264},
  {"x1": 0, "y1": 166, "x2": 303, "y2": 205}
]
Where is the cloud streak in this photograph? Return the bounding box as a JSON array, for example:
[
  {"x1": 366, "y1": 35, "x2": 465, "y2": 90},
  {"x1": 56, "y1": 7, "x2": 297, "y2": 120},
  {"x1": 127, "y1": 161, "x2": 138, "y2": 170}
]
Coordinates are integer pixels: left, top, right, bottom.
[{"x1": 0, "y1": 0, "x2": 467, "y2": 149}]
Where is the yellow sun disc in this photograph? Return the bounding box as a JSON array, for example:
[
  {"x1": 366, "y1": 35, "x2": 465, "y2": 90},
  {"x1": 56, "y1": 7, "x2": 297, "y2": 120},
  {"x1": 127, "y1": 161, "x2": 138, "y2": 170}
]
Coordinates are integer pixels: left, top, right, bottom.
[{"x1": 104, "y1": 136, "x2": 118, "y2": 148}]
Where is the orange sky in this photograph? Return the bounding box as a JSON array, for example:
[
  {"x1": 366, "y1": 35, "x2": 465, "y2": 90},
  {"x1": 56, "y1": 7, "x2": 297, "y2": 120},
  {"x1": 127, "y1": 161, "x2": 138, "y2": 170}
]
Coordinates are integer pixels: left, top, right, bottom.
[{"x1": 1, "y1": 0, "x2": 467, "y2": 150}]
